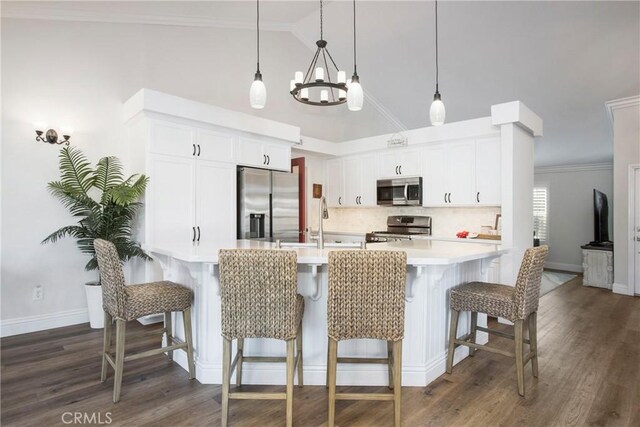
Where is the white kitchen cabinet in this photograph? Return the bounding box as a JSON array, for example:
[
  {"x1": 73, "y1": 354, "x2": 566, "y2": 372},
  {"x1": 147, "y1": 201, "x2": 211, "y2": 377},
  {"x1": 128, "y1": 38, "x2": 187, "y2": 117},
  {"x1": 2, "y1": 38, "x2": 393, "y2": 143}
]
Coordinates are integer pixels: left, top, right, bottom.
[
  {"x1": 380, "y1": 149, "x2": 422, "y2": 178},
  {"x1": 343, "y1": 155, "x2": 379, "y2": 207},
  {"x1": 325, "y1": 159, "x2": 345, "y2": 207},
  {"x1": 149, "y1": 154, "x2": 196, "y2": 252},
  {"x1": 150, "y1": 120, "x2": 236, "y2": 163},
  {"x1": 474, "y1": 137, "x2": 502, "y2": 205},
  {"x1": 423, "y1": 139, "x2": 500, "y2": 207},
  {"x1": 237, "y1": 137, "x2": 291, "y2": 172},
  {"x1": 149, "y1": 154, "x2": 236, "y2": 251}
]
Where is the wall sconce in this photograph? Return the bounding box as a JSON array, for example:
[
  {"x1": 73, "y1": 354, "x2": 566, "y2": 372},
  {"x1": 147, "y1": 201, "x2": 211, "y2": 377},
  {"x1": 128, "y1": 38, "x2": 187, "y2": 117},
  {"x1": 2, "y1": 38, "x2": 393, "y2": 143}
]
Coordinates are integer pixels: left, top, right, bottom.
[{"x1": 33, "y1": 122, "x2": 73, "y2": 145}]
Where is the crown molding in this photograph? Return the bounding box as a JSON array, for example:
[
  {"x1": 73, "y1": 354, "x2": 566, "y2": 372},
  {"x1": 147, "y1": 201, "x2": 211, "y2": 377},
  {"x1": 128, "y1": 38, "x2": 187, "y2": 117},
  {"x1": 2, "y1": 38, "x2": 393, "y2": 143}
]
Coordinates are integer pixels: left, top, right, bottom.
[
  {"x1": 535, "y1": 162, "x2": 613, "y2": 174},
  {"x1": 0, "y1": 3, "x2": 293, "y2": 32},
  {"x1": 605, "y1": 95, "x2": 640, "y2": 130}
]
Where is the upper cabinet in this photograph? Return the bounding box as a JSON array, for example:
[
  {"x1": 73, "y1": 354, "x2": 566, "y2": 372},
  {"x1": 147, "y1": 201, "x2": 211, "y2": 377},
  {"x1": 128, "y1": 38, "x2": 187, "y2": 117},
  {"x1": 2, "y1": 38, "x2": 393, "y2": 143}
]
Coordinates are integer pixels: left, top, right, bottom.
[
  {"x1": 380, "y1": 149, "x2": 422, "y2": 178},
  {"x1": 325, "y1": 158, "x2": 345, "y2": 207},
  {"x1": 237, "y1": 137, "x2": 292, "y2": 172},
  {"x1": 474, "y1": 137, "x2": 502, "y2": 205},
  {"x1": 149, "y1": 120, "x2": 235, "y2": 162},
  {"x1": 343, "y1": 155, "x2": 379, "y2": 207},
  {"x1": 422, "y1": 138, "x2": 501, "y2": 207}
]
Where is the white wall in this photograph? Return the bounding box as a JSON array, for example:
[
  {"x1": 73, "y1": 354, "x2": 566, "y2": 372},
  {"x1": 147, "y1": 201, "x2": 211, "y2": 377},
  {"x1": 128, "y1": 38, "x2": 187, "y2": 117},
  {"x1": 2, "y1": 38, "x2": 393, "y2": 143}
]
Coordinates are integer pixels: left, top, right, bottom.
[
  {"x1": 0, "y1": 16, "x2": 393, "y2": 332},
  {"x1": 534, "y1": 165, "x2": 614, "y2": 272},
  {"x1": 610, "y1": 98, "x2": 640, "y2": 294}
]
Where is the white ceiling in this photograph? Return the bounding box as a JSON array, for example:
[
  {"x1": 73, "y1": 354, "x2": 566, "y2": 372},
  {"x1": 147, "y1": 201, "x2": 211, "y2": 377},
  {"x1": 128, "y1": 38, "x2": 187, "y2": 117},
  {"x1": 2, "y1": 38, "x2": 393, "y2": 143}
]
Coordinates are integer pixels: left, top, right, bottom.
[{"x1": 4, "y1": 1, "x2": 639, "y2": 167}]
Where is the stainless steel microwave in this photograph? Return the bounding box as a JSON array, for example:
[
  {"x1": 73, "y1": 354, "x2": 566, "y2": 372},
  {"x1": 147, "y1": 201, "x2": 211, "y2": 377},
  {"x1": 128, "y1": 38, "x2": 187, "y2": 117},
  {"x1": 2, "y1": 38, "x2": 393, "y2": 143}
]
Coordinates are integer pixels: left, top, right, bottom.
[{"x1": 376, "y1": 177, "x2": 423, "y2": 206}]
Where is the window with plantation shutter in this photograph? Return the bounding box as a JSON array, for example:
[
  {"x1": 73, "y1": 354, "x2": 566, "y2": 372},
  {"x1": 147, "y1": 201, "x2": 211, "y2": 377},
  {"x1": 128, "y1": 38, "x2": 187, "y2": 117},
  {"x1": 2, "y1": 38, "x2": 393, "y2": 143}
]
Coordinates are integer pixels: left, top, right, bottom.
[{"x1": 533, "y1": 186, "x2": 548, "y2": 242}]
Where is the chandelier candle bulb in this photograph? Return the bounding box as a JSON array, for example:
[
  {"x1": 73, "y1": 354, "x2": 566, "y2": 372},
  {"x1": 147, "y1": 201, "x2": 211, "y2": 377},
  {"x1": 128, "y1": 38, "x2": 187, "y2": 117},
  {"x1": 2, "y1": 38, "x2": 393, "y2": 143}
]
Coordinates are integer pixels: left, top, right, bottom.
[
  {"x1": 301, "y1": 88, "x2": 309, "y2": 101},
  {"x1": 315, "y1": 67, "x2": 324, "y2": 82},
  {"x1": 295, "y1": 71, "x2": 303, "y2": 85},
  {"x1": 337, "y1": 71, "x2": 346, "y2": 84},
  {"x1": 320, "y1": 90, "x2": 329, "y2": 103}
]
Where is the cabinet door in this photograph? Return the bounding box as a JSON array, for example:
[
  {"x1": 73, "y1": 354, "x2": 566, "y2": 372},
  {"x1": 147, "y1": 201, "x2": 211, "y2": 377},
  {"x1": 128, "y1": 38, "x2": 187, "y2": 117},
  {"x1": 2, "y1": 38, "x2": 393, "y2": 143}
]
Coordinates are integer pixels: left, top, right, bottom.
[
  {"x1": 422, "y1": 145, "x2": 448, "y2": 206},
  {"x1": 475, "y1": 137, "x2": 501, "y2": 205},
  {"x1": 237, "y1": 137, "x2": 266, "y2": 168},
  {"x1": 446, "y1": 141, "x2": 475, "y2": 205},
  {"x1": 150, "y1": 121, "x2": 195, "y2": 158},
  {"x1": 398, "y1": 150, "x2": 423, "y2": 176},
  {"x1": 196, "y1": 129, "x2": 235, "y2": 163},
  {"x1": 325, "y1": 159, "x2": 344, "y2": 207},
  {"x1": 195, "y1": 160, "x2": 236, "y2": 248},
  {"x1": 380, "y1": 152, "x2": 402, "y2": 178},
  {"x1": 359, "y1": 154, "x2": 379, "y2": 206},
  {"x1": 264, "y1": 143, "x2": 291, "y2": 172},
  {"x1": 343, "y1": 157, "x2": 363, "y2": 207},
  {"x1": 149, "y1": 154, "x2": 196, "y2": 252}
]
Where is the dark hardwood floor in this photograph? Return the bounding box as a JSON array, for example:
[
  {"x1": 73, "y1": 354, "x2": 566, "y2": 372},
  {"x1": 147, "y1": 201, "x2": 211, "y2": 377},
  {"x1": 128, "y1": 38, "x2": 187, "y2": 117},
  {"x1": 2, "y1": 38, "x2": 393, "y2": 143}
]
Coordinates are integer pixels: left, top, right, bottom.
[{"x1": 2, "y1": 276, "x2": 639, "y2": 426}]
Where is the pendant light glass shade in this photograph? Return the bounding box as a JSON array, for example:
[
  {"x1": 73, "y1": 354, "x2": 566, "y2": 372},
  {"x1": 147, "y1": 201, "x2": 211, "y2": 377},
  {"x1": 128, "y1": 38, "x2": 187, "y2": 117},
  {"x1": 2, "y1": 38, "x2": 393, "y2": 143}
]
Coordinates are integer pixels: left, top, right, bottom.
[
  {"x1": 429, "y1": 93, "x2": 445, "y2": 126},
  {"x1": 347, "y1": 77, "x2": 363, "y2": 111},
  {"x1": 250, "y1": 74, "x2": 267, "y2": 109}
]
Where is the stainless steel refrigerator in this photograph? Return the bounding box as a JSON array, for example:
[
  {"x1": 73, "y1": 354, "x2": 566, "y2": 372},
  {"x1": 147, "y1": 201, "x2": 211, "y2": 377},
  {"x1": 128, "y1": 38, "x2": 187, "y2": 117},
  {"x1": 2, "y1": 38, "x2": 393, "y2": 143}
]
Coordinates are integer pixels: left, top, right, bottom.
[{"x1": 237, "y1": 166, "x2": 300, "y2": 242}]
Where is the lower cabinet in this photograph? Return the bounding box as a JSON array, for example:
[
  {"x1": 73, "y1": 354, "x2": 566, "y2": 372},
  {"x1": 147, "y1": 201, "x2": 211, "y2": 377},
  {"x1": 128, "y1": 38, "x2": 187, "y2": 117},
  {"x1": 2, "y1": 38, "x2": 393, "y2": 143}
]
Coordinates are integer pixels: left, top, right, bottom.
[{"x1": 149, "y1": 154, "x2": 235, "y2": 250}]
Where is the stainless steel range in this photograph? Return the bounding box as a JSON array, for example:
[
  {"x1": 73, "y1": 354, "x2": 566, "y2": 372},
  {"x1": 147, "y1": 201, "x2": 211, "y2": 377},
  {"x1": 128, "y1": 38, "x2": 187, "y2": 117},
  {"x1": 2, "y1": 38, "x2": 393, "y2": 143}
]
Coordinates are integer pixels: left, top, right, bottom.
[{"x1": 366, "y1": 215, "x2": 432, "y2": 243}]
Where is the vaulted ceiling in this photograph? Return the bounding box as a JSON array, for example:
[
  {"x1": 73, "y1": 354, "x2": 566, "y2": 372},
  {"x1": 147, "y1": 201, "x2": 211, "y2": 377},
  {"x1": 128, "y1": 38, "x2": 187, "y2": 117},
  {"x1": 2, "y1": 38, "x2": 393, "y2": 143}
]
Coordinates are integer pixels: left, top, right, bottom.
[{"x1": 4, "y1": 1, "x2": 639, "y2": 166}]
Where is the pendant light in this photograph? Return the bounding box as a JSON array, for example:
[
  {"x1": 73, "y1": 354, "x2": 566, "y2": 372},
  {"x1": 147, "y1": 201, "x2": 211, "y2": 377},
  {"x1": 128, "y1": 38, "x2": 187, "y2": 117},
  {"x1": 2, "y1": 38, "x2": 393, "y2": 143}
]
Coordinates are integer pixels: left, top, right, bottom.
[
  {"x1": 290, "y1": 0, "x2": 348, "y2": 106},
  {"x1": 429, "y1": 0, "x2": 445, "y2": 126},
  {"x1": 250, "y1": 0, "x2": 266, "y2": 109},
  {"x1": 347, "y1": 0, "x2": 363, "y2": 111}
]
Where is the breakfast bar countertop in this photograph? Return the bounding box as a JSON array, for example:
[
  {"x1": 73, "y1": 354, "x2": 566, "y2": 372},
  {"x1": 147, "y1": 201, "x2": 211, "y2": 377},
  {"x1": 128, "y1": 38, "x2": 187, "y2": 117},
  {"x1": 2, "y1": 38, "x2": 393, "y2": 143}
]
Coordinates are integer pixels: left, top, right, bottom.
[{"x1": 143, "y1": 239, "x2": 508, "y2": 266}]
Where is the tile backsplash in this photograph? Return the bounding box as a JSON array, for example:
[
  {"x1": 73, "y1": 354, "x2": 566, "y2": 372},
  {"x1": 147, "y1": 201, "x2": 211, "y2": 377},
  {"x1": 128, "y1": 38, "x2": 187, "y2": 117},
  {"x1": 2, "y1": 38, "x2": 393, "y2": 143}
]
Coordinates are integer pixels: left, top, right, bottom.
[{"x1": 311, "y1": 206, "x2": 501, "y2": 238}]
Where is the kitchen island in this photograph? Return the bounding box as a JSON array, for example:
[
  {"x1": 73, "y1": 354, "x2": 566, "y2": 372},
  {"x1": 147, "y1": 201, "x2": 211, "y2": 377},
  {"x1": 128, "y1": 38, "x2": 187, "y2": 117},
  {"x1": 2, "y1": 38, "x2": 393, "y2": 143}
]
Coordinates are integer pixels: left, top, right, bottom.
[{"x1": 145, "y1": 239, "x2": 507, "y2": 387}]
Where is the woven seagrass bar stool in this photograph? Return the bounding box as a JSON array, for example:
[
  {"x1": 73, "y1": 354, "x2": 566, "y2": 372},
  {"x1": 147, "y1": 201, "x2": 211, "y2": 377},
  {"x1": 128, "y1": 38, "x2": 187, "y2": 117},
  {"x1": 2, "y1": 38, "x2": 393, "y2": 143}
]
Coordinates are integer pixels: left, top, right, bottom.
[
  {"x1": 446, "y1": 245, "x2": 549, "y2": 397},
  {"x1": 218, "y1": 249, "x2": 304, "y2": 427},
  {"x1": 93, "y1": 239, "x2": 195, "y2": 403},
  {"x1": 326, "y1": 250, "x2": 407, "y2": 427}
]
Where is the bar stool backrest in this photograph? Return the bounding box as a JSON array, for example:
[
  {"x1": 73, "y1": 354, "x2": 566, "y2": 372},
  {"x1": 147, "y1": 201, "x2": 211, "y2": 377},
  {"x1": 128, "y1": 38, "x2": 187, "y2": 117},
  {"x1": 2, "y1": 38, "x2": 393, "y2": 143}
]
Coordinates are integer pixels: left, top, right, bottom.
[
  {"x1": 218, "y1": 249, "x2": 299, "y2": 340},
  {"x1": 328, "y1": 250, "x2": 407, "y2": 341},
  {"x1": 94, "y1": 239, "x2": 127, "y2": 319},
  {"x1": 513, "y1": 245, "x2": 549, "y2": 320}
]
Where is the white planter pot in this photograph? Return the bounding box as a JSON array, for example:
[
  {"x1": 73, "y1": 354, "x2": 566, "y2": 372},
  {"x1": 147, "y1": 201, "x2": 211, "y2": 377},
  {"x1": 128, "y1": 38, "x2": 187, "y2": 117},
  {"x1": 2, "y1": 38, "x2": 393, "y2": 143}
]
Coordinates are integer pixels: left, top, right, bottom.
[{"x1": 84, "y1": 282, "x2": 104, "y2": 329}]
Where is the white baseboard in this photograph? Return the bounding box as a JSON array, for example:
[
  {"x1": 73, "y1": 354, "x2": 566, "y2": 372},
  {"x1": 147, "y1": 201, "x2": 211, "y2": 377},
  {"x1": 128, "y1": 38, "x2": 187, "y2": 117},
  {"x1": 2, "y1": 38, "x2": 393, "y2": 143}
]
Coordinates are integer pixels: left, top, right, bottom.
[
  {"x1": 0, "y1": 308, "x2": 89, "y2": 338},
  {"x1": 545, "y1": 262, "x2": 583, "y2": 273},
  {"x1": 612, "y1": 282, "x2": 634, "y2": 296}
]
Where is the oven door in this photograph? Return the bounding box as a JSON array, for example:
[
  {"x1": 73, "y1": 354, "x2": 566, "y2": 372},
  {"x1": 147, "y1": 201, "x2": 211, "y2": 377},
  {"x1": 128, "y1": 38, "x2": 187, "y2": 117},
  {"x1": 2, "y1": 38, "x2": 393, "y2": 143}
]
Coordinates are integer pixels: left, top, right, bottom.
[{"x1": 377, "y1": 177, "x2": 422, "y2": 206}]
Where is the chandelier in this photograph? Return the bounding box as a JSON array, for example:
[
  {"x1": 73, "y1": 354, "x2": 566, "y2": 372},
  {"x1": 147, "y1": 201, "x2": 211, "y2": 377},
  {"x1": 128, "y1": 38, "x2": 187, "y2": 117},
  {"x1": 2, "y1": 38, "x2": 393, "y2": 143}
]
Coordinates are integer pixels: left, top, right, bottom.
[{"x1": 290, "y1": 0, "x2": 355, "y2": 107}]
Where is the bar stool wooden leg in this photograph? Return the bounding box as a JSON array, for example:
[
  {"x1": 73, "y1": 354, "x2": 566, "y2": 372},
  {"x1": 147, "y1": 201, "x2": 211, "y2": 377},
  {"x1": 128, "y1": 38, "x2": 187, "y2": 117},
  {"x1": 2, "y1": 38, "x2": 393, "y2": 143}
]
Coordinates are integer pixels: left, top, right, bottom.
[
  {"x1": 515, "y1": 320, "x2": 525, "y2": 396},
  {"x1": 296, "y1": 324, "x2": 303, "y2": 387},
  {"x1": 101, "y1": 312, "x2": 112, "y2": 382},
  {"x1": 286, "y1": 338, "x2": 296, "y2": 427},
  {"x1": 221, "y1": 337, "x2": 231, "y2": 427},
  {"x1": 325, "y1": 337, "x2": 330, "y2": 388},
  {"x1": 113, "y1": 319, "x2": 126, "y2": 403},
  {"x1": 469, "y1": 312, "x2": 478, "y2": 357},
  {"x1": 236, "y1": 338, "x2": 244, "y2": 387},
  {"x1": 529, "y1": 312, "x2": 539, "y2": 378},
  {"x1": 392, "y1": 340, "x2": 402, "y2": 427},
  {"x1": 327, "y1": 338, "x2": 338, "y2": 427},
  {"x1": 183, "y1": 308, "x2": 195, "y2": 380},
  {"x1": 446, "y1": 309, "x2": 460, "y2": 374},
  {"x1": 387, "y1": 341, "x2": 394, "y2": 389},
  {"x1": 164, "y1": 311, "x2": 173, "y2": 361}
]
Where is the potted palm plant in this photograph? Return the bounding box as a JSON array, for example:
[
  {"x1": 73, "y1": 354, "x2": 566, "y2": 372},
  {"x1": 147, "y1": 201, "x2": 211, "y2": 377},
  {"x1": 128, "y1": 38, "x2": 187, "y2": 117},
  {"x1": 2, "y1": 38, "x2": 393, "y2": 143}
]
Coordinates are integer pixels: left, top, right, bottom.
[{"x1": 42, "y1": 146, "x2": 150, "y2": 328}]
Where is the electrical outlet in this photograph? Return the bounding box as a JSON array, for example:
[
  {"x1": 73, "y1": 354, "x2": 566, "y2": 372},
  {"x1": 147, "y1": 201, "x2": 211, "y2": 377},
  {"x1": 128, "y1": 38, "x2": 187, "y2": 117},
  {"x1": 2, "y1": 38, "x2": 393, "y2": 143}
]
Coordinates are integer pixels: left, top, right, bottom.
[{"x1": 33, "y1": 286, "x2": 43, "y2": 301}]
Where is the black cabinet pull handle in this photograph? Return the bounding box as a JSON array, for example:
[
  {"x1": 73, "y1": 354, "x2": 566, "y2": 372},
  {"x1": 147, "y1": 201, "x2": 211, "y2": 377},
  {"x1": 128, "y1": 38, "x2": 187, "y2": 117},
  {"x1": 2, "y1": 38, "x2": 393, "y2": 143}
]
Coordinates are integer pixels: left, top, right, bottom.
[
  {"x1": 395, "y1": 166, "x2": 398, "y2": 175},
  {"x1": 192, "y1": 226, "x2": 196, "y2": 242},
  {"x1": 399, "y1": 165, "x2": 402, "y2": 175},
  {"x1": 267, "y1": 155, "x2": 270, "y2": 165},
  {"x1": 444, "y1": 193, "x2": 447, "y2": 203},
  {"x1": 339, "y1": 196, "x2": 342, "y2": 205},
  {"x1": 192, "y1": 144, "x2": 196, "y2": 156},
  {"x1": 263, "y1": 154, "x2": 266, "y2": 165},
  {"x1": 477, "y1": 192, "x2": 480, "y2": 203},
  {"x1": 448, "y1": 193, "x2": 452, "y2": 203},
  {"x1": 197, "y1": 226, "x2": 201, "y2": 242},
  {"x1": 197, "y1": 144, "x2": 201, "y2": 156},
  {"x1": 359, "y1": 196, "x2": 362, "y2": 204}
]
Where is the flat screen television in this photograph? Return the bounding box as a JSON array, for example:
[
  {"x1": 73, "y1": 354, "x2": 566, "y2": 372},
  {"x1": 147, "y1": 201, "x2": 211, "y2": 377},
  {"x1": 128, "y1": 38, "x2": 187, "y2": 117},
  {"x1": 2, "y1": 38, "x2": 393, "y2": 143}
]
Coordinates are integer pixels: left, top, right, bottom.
[{"x1": 590, "y1": 189, "x2": 612, "y2": 246}]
